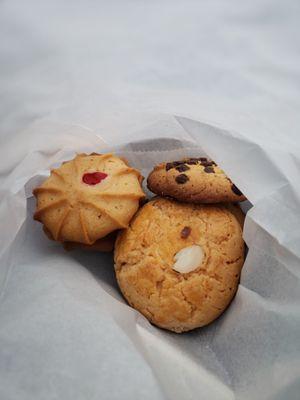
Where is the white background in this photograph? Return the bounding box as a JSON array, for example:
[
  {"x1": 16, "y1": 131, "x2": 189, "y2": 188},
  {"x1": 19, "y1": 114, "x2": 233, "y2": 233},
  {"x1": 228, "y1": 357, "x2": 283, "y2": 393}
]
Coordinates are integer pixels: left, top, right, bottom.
[{"x1": 1, "y1": 0, "x2": 300, "y2": 147}]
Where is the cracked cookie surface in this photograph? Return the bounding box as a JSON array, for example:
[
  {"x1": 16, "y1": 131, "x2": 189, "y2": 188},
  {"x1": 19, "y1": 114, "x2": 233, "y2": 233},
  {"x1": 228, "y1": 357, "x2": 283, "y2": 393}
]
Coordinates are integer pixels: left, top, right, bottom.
[
  {"x1": 147, "y1": 157, "x2": 246, "y2": 203},
  {"x1": 114, "y1": 197, "x2": 245, "y2": 333}
]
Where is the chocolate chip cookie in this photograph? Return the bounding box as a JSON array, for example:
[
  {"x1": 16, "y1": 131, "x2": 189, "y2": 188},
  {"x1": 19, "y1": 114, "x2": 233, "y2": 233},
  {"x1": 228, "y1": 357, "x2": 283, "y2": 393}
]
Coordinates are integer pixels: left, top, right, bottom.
[{"x1": 147, "y1": 158, "x2": 246, "y2": 203}]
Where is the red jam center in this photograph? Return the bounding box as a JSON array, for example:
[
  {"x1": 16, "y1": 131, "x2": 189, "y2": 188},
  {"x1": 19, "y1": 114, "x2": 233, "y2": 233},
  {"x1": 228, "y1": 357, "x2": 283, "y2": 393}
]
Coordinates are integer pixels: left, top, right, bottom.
[{"x1": 82, "y1": 172, "x2": 108, "y2": 185}]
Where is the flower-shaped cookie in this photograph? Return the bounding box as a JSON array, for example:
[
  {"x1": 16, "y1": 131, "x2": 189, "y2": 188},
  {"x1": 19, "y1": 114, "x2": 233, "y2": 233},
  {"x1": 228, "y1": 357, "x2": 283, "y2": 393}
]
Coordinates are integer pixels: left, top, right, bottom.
[{"x1": 33, "y1": 153, "x2": 145, "y2": 245}]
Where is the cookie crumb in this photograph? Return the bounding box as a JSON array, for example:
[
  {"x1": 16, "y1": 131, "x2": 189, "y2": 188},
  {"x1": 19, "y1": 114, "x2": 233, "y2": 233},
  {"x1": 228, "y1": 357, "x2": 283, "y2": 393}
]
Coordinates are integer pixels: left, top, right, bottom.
[
  {"x1": 175, "y1": 174, "x2": 189, "y2": 184},
  {"x1": 231, "y1": 184, "x2": 243, "y2": 196},
  {"x1": 181, "y1": 226, "x2": 191, "y2": 239}
]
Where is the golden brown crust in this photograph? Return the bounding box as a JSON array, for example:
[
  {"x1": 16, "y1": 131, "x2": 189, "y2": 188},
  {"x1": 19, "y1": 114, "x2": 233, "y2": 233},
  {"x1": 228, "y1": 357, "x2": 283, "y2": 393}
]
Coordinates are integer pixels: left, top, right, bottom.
[
  {"x1": 114, "y1": 197, "x2": 245, "y2": 333},
  {"x1": 33, "y1": 153, "x2": 145, "y2": 245},
  {"x1": 147, "y1": 158, "x2": 246, "y2": 203}
]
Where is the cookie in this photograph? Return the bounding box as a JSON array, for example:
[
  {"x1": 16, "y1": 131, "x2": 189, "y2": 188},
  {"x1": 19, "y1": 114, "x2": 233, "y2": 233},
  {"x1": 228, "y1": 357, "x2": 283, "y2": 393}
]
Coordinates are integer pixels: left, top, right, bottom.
[
  {"x1": 114, "y1": 197, "x2": 245, "y2": 333},
  {"x1": 147, "y1": 157, "x2": 246, "y2": 203},
  {"x1": 33, "y1": 153, "x2": 145, "y2": 246},
  {"x1": 223, "y1": 202, "x2": 245, "y2": 228},
  {"x1": 63, "y1": 231, "x2": 117, "y2": 252}
]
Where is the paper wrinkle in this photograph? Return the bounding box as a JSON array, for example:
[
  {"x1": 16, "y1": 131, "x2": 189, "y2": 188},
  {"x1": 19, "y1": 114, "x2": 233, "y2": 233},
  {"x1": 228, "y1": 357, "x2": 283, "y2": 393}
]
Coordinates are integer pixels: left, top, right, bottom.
[
  {"x1": 177, "y1": 117, "x2": 300, "y2": 259},
  {"x1": 0, "y1": 117, "x2": 299, "y2": 400}
]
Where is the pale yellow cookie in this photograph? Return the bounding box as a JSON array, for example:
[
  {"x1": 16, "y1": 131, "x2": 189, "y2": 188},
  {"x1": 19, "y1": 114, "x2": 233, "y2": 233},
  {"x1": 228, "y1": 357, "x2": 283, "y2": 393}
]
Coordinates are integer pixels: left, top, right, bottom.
[
  {"x1": 33, "y1": 153, "x2": 145, "y2": 246},
  {"x1": 147, "y1": 158, "x2": 246, "y2": 203},
  {"x1": 114, "y1": 197, "x2": 244, "y2": 333}
]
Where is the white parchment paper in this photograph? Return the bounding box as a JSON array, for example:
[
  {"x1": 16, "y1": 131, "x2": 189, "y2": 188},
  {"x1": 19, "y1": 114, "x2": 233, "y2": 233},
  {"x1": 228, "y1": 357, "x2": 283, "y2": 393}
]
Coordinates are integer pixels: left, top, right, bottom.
[{"x1": 0, "y1": 116, "x2": 299, "y2": 400}]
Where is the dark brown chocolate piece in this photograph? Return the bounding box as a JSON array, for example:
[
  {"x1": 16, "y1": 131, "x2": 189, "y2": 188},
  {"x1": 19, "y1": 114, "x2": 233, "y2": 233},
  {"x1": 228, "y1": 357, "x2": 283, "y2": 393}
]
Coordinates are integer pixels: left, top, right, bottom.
[
  {"x1": 231, "y1": 184, "x2": 243, "y2": 196},
  {"x1": 173, "y1": 161, "x2": 184, "y2": 166},
  {"x1": 175, "y1": 164, "x2": 190, "y2": 172},
  {"x1": 185, "y1": 158, "x2": 199, "y2": 165},
  {"x1": 175, "y1": 174, "x2": 189, "y2": 184},
  {"x1": 166, "y1": 162, "x2": 173, "y2": 171},
  {"x1": 181, "y1": 226, "x2": 191, "y2": 239},
  {"x1": 201, "y1": 160, "x2": 214, "y2": 167},
  {"x1": 204, "y1": 166, "x2": 214, "y2": 173},
  {"x1": 166, "y1": 161, "x2": 185, "y2": 171}
]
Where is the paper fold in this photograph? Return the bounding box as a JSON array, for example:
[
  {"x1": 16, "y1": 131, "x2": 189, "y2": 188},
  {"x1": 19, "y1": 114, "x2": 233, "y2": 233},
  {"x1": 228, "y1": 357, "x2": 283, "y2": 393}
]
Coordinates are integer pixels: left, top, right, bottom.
[{"x1": 0, "y1": 116, "x2": 299, "y2": 400}]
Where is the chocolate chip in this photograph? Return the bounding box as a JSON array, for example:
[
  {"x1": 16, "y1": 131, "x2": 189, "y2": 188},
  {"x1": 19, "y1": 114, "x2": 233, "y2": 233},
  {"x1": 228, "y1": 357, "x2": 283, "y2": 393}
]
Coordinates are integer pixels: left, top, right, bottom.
[
  {"x1": 200, "y1": 159, "x2": 217, "y2": 167},
  {"x1": 175, "y1": 164, "x2": 190, "y2": 172},
  {"x1": 166, "y1": 161, "x2": 185, "y2": 171},
  {"x1": 184, "y1": 158, "x2": 200, "y2": 165},
  {"x1": 175, "y1": 174, "x2": 189, "y2": 184},
  {"x1": 204, "y1": 166, "x2": 214, "y2": 173},
  {"x1": 186, "y1": 160, "x2": 198, "y2": 165},
  {"x1": 166, "y1": 158, "x2": 216, "y2": 170},
  {"x1": 231, "y1": 184, "x2": 243, "y2": 196},
  {"x1": 201, "y1": 160, "x2": 214, "y2": 167},
  {"x1": 173, "y1": 161, "x2": 184, "y2": 166},
  {"x1": 181, "y1": 226, "x2": 191, "y2": 239}
]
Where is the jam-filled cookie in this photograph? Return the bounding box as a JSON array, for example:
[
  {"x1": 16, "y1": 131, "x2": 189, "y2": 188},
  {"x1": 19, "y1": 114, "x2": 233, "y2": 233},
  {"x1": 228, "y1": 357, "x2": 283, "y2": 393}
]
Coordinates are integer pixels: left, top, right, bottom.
[
  {"x1": 33, "y1": 153, "x2": 145, "y2": 248},
  {"x1": 114, "y1": 197, "x2": 245, "y2": 333},
  {"x1": 147, "y1": 157, "x2": 246, "y2": 203}
]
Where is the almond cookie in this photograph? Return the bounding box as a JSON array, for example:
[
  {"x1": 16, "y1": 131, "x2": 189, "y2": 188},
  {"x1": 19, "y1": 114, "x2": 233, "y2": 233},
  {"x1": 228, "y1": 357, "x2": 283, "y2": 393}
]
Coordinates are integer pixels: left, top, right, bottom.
[
  {"x1": 223, "y1": 202, "x2": 245, "y2": 228},
  {"x1": 147, "y1": 157, "x2": 246, "y2": 203},
  {"x1": 33, "y1": 153, "x2": 145, "y2": 247},
  {"x1": 114, "y1": 197, "x2": 245, "y2": 333}
]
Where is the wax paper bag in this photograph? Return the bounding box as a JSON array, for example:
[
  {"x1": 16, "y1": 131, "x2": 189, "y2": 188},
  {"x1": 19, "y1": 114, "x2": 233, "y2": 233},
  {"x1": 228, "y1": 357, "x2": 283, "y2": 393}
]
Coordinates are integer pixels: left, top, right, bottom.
[{"x1": 0, "y1": 117, "x2": 299, "y2": 400}]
